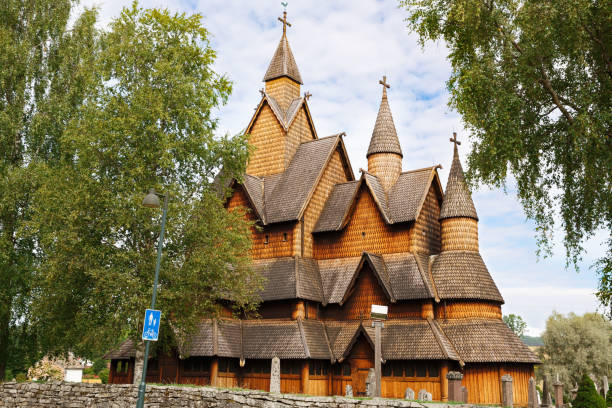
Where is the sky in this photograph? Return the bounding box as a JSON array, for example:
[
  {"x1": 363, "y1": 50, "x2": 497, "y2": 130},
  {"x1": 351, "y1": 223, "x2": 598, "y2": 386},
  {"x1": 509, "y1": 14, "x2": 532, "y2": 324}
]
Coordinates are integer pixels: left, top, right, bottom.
[{"x1": 78, "y1": 0, "x2": 606, "y2": 335}]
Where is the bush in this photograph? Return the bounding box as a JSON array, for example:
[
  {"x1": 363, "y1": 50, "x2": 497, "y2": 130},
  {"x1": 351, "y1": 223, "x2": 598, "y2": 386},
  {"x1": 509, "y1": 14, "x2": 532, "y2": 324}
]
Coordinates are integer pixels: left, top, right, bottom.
[
  {"x1": 606, "y1": 389, "x2": 612, "y2": 407},
  {"x1": 15, "y1": 373, "x2": 27, "y2": 383},
  {"x1": 98, "y1": 368, "x2": 109, "y2": 384},
  {"x1": 92, "y1": 358, "x2": 107, "y2": 374},
  {"x1": 573, "y1": 374, "x2": 606, "y2": 408}
]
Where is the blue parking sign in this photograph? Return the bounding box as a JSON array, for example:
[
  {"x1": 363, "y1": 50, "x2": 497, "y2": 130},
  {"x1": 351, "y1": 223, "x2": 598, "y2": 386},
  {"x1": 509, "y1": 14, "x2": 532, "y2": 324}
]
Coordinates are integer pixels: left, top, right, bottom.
[{"x1": 142, "y1": 309, "x2": 161, "y2": 341}]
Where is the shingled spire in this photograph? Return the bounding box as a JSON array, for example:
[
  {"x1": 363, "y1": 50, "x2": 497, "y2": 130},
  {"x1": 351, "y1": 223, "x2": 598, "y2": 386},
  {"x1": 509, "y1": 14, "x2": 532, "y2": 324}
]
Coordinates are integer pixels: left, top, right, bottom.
[
  {"x1": 263, "y1": 11, "x2": 303, "y2": 85},
  {"x1": 367, "y1": 76, "x2": 403, "y2": 191},
  {"x1": 440, "y1": 134, "x2": 478, "y2": 221},
  {"x1": 263, "y1": 10, "x2": 302, "y2": 112}
]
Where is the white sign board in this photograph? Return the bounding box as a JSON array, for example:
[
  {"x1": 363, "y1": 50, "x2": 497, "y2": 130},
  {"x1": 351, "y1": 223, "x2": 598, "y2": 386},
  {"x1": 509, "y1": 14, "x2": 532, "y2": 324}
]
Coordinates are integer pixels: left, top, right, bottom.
[{"x1": 370, "y1": 304, "x2": 388, "y2": 320}]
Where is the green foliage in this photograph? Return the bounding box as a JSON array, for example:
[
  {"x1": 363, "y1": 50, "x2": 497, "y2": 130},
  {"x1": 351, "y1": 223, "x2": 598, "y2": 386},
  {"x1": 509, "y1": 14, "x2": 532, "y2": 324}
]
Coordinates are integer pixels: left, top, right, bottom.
[
  {"x1": 400, "y1": 0, "x2": 612, "y2": 313},
  {"x1": 574, "y1": 374, "x2": 606, "y2": 408},
  {"x1": 606, "y1": 388, "x2": 612, "y2": 407},
  {"x1": 28, "y1": 3, "x2": 260, "y2": 358},
  {"x1": 538, "y1": 312, "x2": 612, "y2": 389},
  {"x1": 503, "y1": 314, "x2": 528, "y2": 337},
  {"x1": 15, "y1": 373, "x2": 27, "y2": 383},
  {"x1": 98, "y1": 368, "x2": 109, "y2": 384},
  {"x1": 91, "y1": 358, "x2": 107, "y2": 374}
]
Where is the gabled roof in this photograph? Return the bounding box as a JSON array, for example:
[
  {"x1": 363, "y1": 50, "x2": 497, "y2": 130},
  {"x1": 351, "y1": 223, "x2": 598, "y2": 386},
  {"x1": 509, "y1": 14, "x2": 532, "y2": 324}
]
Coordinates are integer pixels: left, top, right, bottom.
[
  {"x1": 252, "y1": 257, "x2": 324, "y2": 303},
  {"x1": 103, "y1": 338, "x2": 136, "y2": 359},
  {"x1": 367, "y1": 86, "x2": 402, "y2": 158},
  {"x1": 340, "y1": 252, "x2": 395, "y2": 304},
  {"x1": 383, "y1": 252, "x2": 436, "y2": 300},
  {"x1": 430, "y1": 250, "x2": 504, "y2": 303},
  {"x1": 263, "y1": 32, "x2": 303, "y2": 84},
  {"x1": 246, "y1": 92, "x2": 315, "y2": 135},
  {"x1": 440, "y1": 143, "x2": 478, "y2": 221},
  {"x1": 313, "y1": 166, "x2": 442, "y2": 233}
]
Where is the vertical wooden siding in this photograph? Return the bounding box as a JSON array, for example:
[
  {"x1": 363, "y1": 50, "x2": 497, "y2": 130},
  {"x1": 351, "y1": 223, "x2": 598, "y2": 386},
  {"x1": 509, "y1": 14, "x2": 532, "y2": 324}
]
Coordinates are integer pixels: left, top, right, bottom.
[
  {"x1": 381, "y1": 378, "x2": 441, "y2": 400},
  {"x1": 313, "y1": 186, "x2": 413, "y2": 259},
  {"x1": 410, "y1": 184, "x2": 442, "y2": 255},
  {"x1": 246, "y1": 103, "x2": 286, "y2": 176},
  {"x1": 434, "y1": 301, "x2": 502, "y2": 319},
  {"x1": 462, "y1": 363, "x2": 502, "y2": 405},
  {"x1": 301, "y1": 149, "x2": 351, "y2": 257}
]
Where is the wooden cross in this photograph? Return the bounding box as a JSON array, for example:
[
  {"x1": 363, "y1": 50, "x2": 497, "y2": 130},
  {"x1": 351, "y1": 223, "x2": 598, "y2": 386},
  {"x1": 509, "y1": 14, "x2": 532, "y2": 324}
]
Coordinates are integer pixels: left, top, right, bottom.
[
  {"x1": 278, "y1": 11, "x2": 291, "y2": 35},
  {"x1": 259, "y1": 88, "x2": 265, "y2": 97},
  {"x1": 450, "y1": 132, "x2": 461, "y2": 146},
  {"x1": 379, "y1": 75, "x2": 390, "y2": 90},
  {"x1": 304, "y1": 91, "x2": 312, "y2": 100}
]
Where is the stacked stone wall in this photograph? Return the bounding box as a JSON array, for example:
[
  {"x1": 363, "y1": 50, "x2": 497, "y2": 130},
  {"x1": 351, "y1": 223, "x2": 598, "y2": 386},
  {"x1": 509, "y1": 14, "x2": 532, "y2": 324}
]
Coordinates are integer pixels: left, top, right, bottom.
[{"x1": 0, "y1": 381, "x2": 493, "y2": 408}]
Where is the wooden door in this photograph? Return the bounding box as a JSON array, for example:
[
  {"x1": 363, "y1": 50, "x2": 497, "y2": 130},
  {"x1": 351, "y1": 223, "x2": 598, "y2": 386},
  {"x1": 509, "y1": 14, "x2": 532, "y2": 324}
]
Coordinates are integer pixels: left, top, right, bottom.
[{"x1": 347, "y1": 335, "x2": 374, "y2": 396}]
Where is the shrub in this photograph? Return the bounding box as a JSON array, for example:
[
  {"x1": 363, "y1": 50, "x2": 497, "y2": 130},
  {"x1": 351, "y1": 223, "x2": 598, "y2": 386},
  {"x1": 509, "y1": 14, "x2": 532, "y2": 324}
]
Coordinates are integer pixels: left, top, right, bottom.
[
  {"x1": 98, "y1": 368, "x2": 109, "y2": 384},
  {"x1": 92, "y1": 358, "x2": 107, "y2": 374},
  {"x1": 606, "y1": 389, "x2": 612, "y2": 407},
  {"x1": 15, "y1": 373, "x2": 27, "y2": 383},
  {"x1": 573, "y1": 374, "x2": 606, "y2": 408}
]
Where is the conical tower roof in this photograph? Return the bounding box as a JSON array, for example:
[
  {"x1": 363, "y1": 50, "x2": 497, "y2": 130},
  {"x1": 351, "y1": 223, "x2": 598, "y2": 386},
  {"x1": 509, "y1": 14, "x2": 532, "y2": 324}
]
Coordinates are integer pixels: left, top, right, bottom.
[
  {"x1": 440, "y1": 136, "x2": 478, "y2": 220},
  {"x1": 367, "y1": 77, "x2": 402, "y2": 158},
  {"x1": 263, "y1": 12, "x2": 303, "y2": 84}
]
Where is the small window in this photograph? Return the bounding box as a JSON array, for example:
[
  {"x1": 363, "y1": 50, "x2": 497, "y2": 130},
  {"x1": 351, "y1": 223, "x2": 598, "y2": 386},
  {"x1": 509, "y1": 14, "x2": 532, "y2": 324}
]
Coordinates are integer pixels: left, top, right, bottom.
[
  {"x1": 382, "y1": 363, "x2": 392, "y2": 377},
  {"x1": 404, "y1": 362, "x2": 415, "y2": 377},
  {"x1": 416, "y1": 363, "x2": 427, "y2": 378},
  {"x1": 264, "y1": 234, "x2": 269, "y2": 244},
  {"x1": 428, "y1": 363, "x2": 439, "y2": 378},
  {"x1": 283, "y1": 232, "x2": 288, "y2": 242}
]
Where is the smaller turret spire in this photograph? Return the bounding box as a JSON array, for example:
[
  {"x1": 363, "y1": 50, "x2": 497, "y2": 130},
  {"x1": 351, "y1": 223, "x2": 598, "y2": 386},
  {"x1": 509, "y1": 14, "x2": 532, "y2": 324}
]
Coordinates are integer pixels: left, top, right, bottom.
[{"x1": 440, "y1": 133, "x2": 478, "y2": 220}]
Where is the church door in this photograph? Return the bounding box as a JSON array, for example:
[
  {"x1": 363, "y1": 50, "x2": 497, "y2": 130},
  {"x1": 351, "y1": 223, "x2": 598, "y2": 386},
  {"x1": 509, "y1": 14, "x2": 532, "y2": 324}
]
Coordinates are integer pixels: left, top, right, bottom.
[{"x1": 347, "y1": 334, "x2": 374, "y2": 396}]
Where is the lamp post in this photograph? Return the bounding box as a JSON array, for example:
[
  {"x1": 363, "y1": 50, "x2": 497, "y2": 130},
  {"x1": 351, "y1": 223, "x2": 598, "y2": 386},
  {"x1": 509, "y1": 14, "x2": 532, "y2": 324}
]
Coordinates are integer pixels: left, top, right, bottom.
[
  {"x1": 136, "y1": 188, "x2": 168, "y2": 408},
  {"x1": 371, "y1": 304, "x2": 388, "y2": 398}
]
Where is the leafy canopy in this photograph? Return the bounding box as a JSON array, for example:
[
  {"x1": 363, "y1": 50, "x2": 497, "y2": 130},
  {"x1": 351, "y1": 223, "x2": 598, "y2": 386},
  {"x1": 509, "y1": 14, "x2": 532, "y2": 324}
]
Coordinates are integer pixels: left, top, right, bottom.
[
  {"x1": 400, "y1": 0, "x2": 612, "y2": 312},
  {"x1": 503, "y1": 314, "x2": 527, "y2": 337},
  {"x1": 538, "y1": 312, "x2": 612, "y2": 389},
  {"x1": 24, "y1": 3, "x2": 260, "y2": 358}
]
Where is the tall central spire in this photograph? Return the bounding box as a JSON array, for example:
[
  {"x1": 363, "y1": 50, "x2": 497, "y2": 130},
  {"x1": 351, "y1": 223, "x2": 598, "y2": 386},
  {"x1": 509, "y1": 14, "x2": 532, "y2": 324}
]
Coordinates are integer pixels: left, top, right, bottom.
[{"x1": 263, "y1": 10, "x2": 303, "y2": 85}]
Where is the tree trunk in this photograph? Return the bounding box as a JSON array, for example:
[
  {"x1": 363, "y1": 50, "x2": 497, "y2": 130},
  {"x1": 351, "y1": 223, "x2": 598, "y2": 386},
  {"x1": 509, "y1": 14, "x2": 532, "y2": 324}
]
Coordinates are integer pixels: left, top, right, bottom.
[
  {"x1": 133, "y1": 341, "x2": 144, "y2": 385},
  {"x1": 0, "y1": 310, "x2": 10, "y2": 382}
]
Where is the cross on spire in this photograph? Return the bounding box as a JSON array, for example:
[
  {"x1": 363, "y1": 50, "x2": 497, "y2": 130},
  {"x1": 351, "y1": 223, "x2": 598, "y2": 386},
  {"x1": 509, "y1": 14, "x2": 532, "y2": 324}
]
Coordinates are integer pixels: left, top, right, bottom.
[
  {"x1": 278, "y1": 11, "x2": 291, "y2": 36},
  {"x1": 379, "y1": 75, "x2": 390, "y2": 90},
  {"x1": 450, "y1": 132, "x2": 461, "y2": 146},
  {"x1": 304, "y1": 91, "x2": 312, "y2": 100}
]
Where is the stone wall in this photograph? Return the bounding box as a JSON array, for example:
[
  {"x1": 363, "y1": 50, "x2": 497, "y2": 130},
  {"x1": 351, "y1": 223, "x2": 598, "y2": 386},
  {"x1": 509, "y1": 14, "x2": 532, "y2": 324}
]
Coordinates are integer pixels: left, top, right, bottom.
[{"x1": 0, "y1": 381, "x2": 489, "y2": 408}]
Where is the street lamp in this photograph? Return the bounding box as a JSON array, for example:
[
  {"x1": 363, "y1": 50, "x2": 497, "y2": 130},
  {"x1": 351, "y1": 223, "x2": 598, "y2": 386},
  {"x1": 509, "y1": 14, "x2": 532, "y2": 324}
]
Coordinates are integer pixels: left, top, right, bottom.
[{"x1": 136, "y1": 188, "x2": 169, "y2": 408}]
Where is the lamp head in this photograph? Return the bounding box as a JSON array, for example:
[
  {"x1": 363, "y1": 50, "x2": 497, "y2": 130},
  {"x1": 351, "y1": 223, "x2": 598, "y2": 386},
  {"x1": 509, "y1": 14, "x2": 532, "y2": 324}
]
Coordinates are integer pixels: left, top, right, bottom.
[{"x1": 142, "y1": 188, "x2": 161, "y2": 208}]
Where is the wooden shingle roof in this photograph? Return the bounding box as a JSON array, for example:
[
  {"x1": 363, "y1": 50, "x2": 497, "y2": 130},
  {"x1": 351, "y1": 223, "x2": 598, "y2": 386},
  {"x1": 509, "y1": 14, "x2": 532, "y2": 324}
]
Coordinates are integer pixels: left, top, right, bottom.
[
  {"x1": 367, "y1": 86, "x2": 402, "y2": 158},
  {"x1": 263, "y1": 32, "x2": 303, "y2": 84},
  {"x1": 103, "y1": 338, "x2": 136, "y2": 359},
  {"x1": 440, "y1": 144, "x2": 478, "y2": 221},
  {"x1": 252, "y1": 257, "x2": 324, "y2": 303},
  {"x1": 430, "y1": 251, "x2": 504, "y2": 303},
  {"x1": 440, "y1": 319, "x2": 540, "y2": 363}
]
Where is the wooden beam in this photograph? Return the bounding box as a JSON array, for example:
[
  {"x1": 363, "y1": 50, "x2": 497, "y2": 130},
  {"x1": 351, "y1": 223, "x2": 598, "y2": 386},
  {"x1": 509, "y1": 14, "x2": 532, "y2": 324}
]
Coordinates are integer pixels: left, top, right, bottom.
[
  {"x1": 441, "y1": 361, "x2": 449, "y2": 401},
  {"x1": 301, "y1": 360, "x2": 309, "y2": 394},
  {"x1": 210, "y1": 358, "x2": 219, "y2": 387}
]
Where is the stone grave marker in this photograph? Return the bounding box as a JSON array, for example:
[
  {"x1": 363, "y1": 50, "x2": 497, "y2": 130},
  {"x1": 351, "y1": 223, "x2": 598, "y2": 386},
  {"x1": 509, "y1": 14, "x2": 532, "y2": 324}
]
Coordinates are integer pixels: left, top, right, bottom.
[
  {"x1": 528, "y1": 377, "x2": 540, "y2": 408},
  {"x1": 502, "y1": 374, "x2": 514, "y2": 408},
  {"x1": 366, "y1": 368, "x2": 376, "y2": 397},
  {"x1": 404, "y1": 387, "x2": 415, "y2": 400},
  {"x1": 418, "y1": 389, "x2": 432, "y2": 401},
  {"x1": 345, "y1": 384, "x2": 353, "y2": 398},
  {"x1": 461, "y1": 386, "x2": 468, "y2": 403},
  {"x1": 270, "y1": 357, "x2": 281, "y2": 393},
  {"x1": 447, "y1": 371, "x2": 463, "y2": 401}
]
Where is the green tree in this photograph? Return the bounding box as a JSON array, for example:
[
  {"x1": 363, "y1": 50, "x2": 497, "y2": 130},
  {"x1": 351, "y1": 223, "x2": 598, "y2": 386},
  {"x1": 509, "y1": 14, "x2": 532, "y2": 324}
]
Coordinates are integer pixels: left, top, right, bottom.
[
  {"x1": 400, "y1": 0, "x2": 612, "y2": 312},
  {"x1": 0, "y1": 0, "x2": 99, "y2": 380},
  {"x1": 606, "y1": 388, "x2": 612, "y2": 407},
  {"x1": 538, "y1": 312, "x2": 612, "y2": 389},
  {"x1": 28, "y1": 3, "x2": 260, "y2": 359},
  {"x1": 503, "y1": 314, "x2": 528, "y2": 337},
  {"x1": 574, "y1": 374, "x2": 606, "y2": 408}
]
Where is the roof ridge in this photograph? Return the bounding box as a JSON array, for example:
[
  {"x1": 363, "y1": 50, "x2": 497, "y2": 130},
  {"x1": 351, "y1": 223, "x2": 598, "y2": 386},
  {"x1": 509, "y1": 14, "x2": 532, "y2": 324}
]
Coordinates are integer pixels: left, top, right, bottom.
[
  {"x1": 401, "y1": 165, "x2": 442, "y2": 174},
  {"x1": 429, "y1": 319, "x2": 464, "y2": 366},
  {"x1": 296, "y1": 318, "x2": 311, "y2": 358},
  {"x1": 299, "y1": 133, "x2": 344, "y2": 144}
]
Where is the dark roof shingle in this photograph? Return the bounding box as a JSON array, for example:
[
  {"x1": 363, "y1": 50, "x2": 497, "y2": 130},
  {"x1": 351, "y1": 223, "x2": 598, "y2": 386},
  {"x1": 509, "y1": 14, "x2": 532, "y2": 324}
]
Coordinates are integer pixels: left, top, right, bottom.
[
  {"x1": 367, "y1": 87, "x2": 402, "y2": 158},
  {"x1": 431, "y1": 251, "x2": 504, "y2": 303},
  {"x1": 263, "y1": 33, "x2": 303, "y2": 84},
  {"x1": 440, "y1": 144, "x2": 478, "y2": 220},
  {"x1": 313, "y1": 181, "x2": 359, "y2": 233}
]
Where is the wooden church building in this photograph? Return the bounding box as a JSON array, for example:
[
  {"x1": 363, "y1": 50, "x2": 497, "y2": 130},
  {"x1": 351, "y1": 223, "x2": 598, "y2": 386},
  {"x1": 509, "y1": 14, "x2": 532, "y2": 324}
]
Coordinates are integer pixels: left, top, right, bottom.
[{"x1": 106, "y1": 11, "x2": 539, "y2": 405}]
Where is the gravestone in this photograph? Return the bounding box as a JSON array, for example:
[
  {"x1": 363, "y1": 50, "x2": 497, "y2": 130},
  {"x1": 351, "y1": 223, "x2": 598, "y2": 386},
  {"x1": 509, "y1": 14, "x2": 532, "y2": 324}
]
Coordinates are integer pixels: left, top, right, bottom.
[
  {"x1": 447, "y1": 371, "x2": 464, "y2": 401},
  {"x1": 366, "y1": 368, "x2": 376, "y2": 397},
  {"x1": 345, "y1": 384, "x2": 353, "y2": 398},
  {"x1": 418, "y1": 389, "x2": 432, "y2": 401},
  {"x1": 502, "y1": 374, "x2": 514, "y2": 408},
  {"x1": 461, "y1": 386, "x2": 469, "y2": 403},
  {"x1": 542, "y1": 376, "x2": 551, "y2": 408},
  {"x1": 404, "y1": 387, "x2": 415, "y2": 400},
  {"x1": 529, "y1": 377, "x2": 540, "y2": 408},
  {"x1": 590, "y1": 374, "x2": 599, "y2": 393},
  {"x1": 270, "y1": 357, "x2": 281, "y2": 393},
  {"x1": 603, "y1": 376, "x2": 609, "y2": 399},
  {"x1": 553, "y1": 378, "x2": 563, "y2": 408}
]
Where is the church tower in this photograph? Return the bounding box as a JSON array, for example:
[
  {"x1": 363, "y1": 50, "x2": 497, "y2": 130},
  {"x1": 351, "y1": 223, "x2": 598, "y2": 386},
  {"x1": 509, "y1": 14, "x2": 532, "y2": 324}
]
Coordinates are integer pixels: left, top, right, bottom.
[
  {"x1": 367, "y1": 76, "x2": 403, "y2": 191},
  {"x1": 439, "y1": 133, "x2": 479, "y2": 251},
  {"x1": 263, "y1": 11, "x2": 302, "y2": 112}
]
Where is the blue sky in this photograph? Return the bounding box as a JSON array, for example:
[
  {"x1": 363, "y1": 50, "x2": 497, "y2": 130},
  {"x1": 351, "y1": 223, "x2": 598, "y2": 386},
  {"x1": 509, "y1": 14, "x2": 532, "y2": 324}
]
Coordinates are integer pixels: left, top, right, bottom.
[{"x1": 80, "y1": 0, "x2": 606, "y2": 334}]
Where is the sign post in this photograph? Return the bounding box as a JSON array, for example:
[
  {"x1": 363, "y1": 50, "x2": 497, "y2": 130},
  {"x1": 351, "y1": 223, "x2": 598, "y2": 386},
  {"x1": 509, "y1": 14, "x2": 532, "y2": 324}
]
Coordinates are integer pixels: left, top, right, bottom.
[
  {"x1": 142, "y1": 309, "x2": 161, "y2": 341},
  {"x1": 371, "y1": 304, "x2": 388, "y2": 398}
]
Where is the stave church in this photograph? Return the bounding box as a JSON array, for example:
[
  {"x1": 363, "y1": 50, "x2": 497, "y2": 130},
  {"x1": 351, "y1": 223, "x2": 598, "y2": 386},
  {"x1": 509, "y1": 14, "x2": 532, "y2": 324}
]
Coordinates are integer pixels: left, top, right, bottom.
[{"x1": 106, "y1": 10, "x2": 539, "y2": 405}]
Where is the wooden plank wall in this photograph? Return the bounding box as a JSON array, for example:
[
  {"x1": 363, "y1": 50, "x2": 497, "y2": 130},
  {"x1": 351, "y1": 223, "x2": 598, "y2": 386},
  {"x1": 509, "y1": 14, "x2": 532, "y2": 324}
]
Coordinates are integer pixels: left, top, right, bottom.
[
  {"x1": 501, "y1": 364, "x2": 534, "y2": 407},
  {"x1": 313, "y1": 186, "x2": 413, "y2": 259},
  {"x1": 410, "y1": 183, "x2": 442, "y2": 255},
  {"x1": 463, "y1": 363, "x2": 534, "y2": 407},
  {"x1": 381, "y1": 378, "x2": 440, "y2": 400},
  {"x1": 434, "y1": 301, "x2": 502, "y2": 319},
  {"x1": 299, "y1": 148, "x2": 350, "y2": 258}
]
